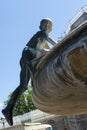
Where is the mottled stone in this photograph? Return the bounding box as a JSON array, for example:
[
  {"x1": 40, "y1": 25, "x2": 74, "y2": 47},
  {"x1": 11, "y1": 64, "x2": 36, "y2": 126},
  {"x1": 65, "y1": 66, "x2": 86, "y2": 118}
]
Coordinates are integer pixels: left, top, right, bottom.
[{"x1": 32, "y1": 21, "x2": 87, "y2": 115}]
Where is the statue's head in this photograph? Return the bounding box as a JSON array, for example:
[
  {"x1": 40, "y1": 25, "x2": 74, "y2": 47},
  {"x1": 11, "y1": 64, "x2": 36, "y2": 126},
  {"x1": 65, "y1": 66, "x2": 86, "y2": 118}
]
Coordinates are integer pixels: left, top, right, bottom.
[{"x1": 39, "y1": 18, "x2": 53, "y2": 33}]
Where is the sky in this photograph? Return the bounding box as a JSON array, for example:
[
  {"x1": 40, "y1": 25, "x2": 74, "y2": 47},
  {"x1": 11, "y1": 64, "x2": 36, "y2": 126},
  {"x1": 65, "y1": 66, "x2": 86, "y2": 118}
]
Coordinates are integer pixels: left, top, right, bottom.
[{"x1": 0, "y1": 0, "x2": 87, "y2": 117}]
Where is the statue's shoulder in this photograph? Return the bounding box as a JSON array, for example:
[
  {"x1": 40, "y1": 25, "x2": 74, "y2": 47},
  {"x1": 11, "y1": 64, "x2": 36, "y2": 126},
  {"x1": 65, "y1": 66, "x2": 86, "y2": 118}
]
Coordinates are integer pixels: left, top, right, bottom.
[
  {"x1": 33, "y1": 31, "x2": 46, "y2": 39},
  {"x1": 34, "y1": 30, "x2": 42, "y2": 35}
]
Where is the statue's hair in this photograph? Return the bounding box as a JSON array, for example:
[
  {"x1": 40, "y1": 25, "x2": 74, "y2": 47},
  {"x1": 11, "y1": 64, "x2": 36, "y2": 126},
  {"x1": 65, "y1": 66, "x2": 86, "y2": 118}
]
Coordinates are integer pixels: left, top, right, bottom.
[{"x1": 39, "y1": 18, "x2": 52, "y2": 30}]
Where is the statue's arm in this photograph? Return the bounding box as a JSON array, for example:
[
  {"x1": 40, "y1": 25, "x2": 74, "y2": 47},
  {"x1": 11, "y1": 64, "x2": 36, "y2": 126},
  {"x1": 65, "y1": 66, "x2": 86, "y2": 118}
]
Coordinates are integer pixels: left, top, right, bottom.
[{"x1": 47, "y1": 36, "x2": 57, "y2": 46}]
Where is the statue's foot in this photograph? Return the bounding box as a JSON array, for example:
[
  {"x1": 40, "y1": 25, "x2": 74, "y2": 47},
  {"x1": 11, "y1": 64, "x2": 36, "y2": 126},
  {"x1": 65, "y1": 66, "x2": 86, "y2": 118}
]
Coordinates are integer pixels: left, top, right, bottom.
[{"x1": 2, "y1": 109, "x2": 13, "y2": 126}]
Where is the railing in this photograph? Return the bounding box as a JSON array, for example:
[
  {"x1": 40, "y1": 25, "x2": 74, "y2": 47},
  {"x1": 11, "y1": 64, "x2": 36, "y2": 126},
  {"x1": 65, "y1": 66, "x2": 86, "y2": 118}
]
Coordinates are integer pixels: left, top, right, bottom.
[{"x1": 66, "y1": 6, "x2": 87, "y2": 33}]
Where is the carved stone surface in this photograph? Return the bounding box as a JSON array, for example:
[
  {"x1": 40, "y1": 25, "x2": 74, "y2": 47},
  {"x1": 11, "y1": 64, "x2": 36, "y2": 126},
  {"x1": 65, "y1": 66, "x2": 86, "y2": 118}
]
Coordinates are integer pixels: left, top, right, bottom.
[{"x1": 32, "y1": 21, "x2": 87, "y2": 115}]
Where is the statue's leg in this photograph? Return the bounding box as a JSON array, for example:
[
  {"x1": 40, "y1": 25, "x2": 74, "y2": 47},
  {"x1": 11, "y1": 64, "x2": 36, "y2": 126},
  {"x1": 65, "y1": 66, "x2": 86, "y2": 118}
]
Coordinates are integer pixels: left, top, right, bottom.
[{"x1": 2, "y1": 59, "x2": 30, "y2": 126}]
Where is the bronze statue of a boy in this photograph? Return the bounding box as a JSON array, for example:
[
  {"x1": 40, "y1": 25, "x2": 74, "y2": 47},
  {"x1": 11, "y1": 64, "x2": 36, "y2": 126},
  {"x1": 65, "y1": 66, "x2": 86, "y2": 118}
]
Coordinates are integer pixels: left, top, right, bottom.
[{"x1": 2, "y1": 18, "x2": 57, "y2": 126}]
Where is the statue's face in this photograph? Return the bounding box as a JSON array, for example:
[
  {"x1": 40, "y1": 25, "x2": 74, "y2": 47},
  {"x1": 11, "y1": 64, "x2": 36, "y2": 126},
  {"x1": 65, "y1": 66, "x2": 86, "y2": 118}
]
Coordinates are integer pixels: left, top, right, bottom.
[
  {"x1": 46, "y1": 21, "x2": 52, "y2": 33},
  {"x1": 41, "y1": 21, "x2": 52, "y2": 33}
]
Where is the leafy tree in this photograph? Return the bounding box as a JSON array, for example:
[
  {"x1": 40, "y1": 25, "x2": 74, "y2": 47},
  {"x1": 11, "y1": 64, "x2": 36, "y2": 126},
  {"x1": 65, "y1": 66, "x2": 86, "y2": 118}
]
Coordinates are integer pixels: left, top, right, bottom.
[{"x1": 3, "y1": 85, "x2": 36, "y2": 116}]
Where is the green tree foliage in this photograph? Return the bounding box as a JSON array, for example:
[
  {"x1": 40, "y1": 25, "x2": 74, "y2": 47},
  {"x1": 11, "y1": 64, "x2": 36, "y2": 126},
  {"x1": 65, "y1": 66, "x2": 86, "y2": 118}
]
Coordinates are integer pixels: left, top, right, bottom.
[{"x1": 4, "y1": 85, "x2": 36, "y2": 116}]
